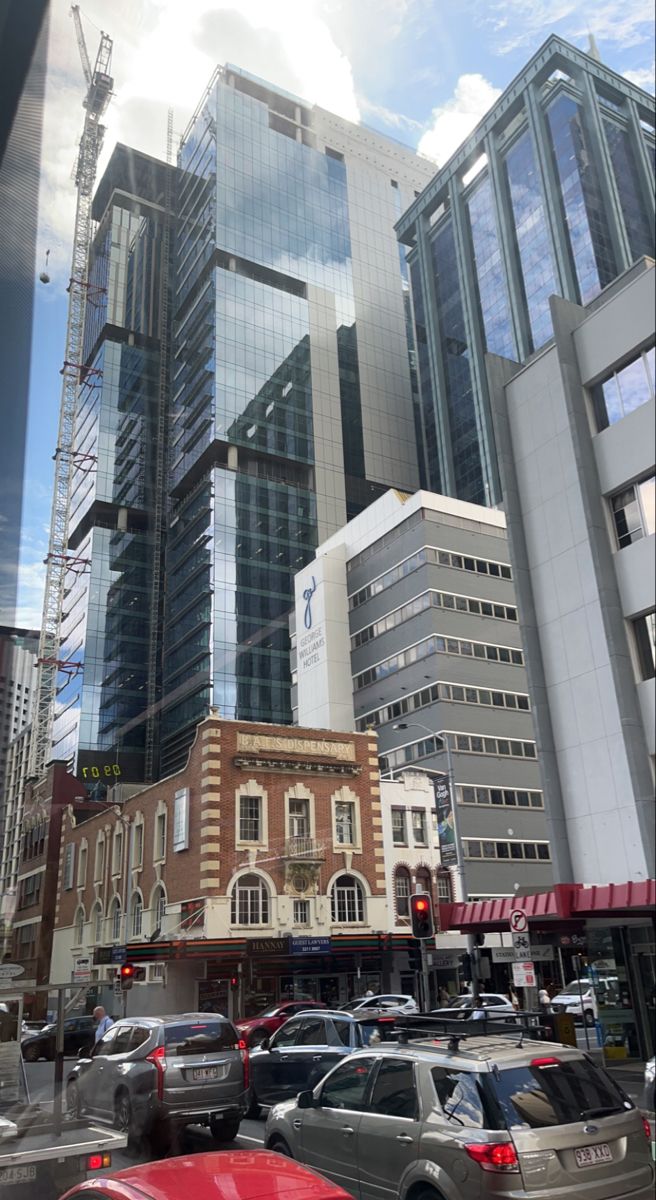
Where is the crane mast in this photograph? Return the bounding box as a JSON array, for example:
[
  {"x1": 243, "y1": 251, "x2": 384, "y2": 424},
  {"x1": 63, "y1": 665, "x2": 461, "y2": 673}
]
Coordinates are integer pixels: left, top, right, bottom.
[{"x1": 28, "y1": 9, "x2": 113, "y2": 779}]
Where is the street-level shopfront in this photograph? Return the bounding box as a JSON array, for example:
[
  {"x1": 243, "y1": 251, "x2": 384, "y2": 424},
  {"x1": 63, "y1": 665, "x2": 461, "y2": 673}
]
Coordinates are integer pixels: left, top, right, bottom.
[
  {"x1": 439, "y1": 881, "x2": 655, "y2": 1062},
  {"x1": 125, "y1": 932, "x2": 418, "y2": 1019}
]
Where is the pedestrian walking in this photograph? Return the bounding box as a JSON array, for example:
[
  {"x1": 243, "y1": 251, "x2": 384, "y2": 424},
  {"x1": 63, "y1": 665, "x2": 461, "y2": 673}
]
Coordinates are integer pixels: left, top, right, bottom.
[{"x1": 93, "y1": 1006, "x2": 113, "y2": 1042}]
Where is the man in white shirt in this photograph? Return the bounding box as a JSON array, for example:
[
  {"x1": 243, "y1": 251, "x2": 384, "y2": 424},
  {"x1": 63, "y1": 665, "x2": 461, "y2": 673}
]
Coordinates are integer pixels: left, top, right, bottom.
[
  {"x1": 93, "y1": 1006, "x2": 114, "y2": 1042},
  {"x1": 471, "y1": 994, "x2": 486, "y2": 1021}
]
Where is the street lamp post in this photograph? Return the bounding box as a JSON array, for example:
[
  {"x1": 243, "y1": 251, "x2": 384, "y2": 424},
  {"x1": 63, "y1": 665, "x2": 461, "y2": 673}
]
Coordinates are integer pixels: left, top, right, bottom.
[{"x1": 391, "y1": 720, "x2": 480, "y2": 994}]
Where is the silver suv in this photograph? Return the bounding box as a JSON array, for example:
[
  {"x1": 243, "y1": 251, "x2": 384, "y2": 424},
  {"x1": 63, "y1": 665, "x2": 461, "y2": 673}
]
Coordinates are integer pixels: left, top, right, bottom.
[
  {"x1": 265, "y1": 1034, "x2": 654, "y2": 1200},
  {"x1": 67, "y1": 1013, "x2": 249, "y2": 1150}
]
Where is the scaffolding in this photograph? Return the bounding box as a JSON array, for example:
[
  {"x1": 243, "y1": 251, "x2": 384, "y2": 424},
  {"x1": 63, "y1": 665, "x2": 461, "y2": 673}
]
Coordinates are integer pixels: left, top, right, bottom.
[{"x1": 28, "y1": 8, "x2": 114, "y2": 779}]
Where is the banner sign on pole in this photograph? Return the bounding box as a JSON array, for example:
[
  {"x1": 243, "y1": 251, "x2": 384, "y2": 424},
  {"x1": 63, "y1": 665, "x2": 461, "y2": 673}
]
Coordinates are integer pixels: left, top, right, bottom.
[
  {"x1": 433, "y1": 775, "x2": 457, "y2": 868},
  {"x1": 512, "y1": 960, "x2": 536, "y2": 988}
]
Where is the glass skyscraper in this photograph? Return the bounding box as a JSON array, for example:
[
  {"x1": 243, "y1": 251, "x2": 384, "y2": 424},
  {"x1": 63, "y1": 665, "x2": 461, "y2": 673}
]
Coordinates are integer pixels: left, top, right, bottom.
[
  {"x1": 398, "y1": 36, "x2": 655, "y2": 507},
  {"x1": 52, "y1": 146, "x2": 173, "y2": 781},
  {"x1": 53, "y1": 69, "x2": 435, "y2": 780},
  {"x1": 159, "y1": 66, "x2": 434, "y2": 774}
]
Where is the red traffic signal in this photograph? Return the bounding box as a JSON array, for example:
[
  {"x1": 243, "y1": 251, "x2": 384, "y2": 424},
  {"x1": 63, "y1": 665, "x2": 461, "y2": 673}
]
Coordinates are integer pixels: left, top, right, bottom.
[
  {"x1": 120, "y1": 963, "x2": 135, "y2": 990},
  {"x1": 410, "y1": 893, "x2": 434, "y2": 940}
]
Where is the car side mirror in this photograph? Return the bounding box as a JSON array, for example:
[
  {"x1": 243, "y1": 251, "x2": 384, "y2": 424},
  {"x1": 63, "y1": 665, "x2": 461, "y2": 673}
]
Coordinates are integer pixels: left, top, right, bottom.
[
  {"x1": 77, "y1": 1045, "x2": 92, "y2": 1060},
  {"x1": 297, "y1": 1090, "x2": 318, "y2": 1110},
  {"x1": 260, "y1": 1036, "x2": 270, "y2": 1051}
]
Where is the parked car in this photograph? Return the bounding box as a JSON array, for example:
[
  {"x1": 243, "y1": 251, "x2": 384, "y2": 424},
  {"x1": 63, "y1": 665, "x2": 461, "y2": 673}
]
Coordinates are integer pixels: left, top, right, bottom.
[
  {"x1": 551, "y1": 978, "x2": 599, "y2": 1025},
  {"x1": 265, "y1": 1034, "x2": 654, "y2": 1200},
  {"x1": 340, "y1": 994, "x2": 418, "y2": 1014},
  {"x1": 22, "y1": 1015, "x2": 96, "y2": 1062},
  {"x1": 236, "y1": 1001, "x2": 327, "y2": 1047},
  {"x1": 58, "y1": 1150, "x2": 353, "y2": 1199},
  {"x1": 248, "y1": 1010, "x2": 398, "y2": 1115},
  {"x1": 430, "y1": 991, "x2": 516, "y2": 1018},
  {"x1": 66, "y1": 1014, "x2": 249, "y2": 1150}
]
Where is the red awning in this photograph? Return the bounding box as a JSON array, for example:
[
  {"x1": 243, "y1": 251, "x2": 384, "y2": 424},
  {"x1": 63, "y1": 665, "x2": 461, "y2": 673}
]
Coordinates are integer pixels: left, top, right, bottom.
[{"x1": 439, "y1": 880, "x2": 655, "y2": 933}]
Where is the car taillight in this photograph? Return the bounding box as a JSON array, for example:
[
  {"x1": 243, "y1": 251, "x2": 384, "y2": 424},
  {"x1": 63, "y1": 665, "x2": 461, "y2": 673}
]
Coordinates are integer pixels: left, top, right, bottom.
[
  {"x1": 465, "y1": 1142, "x2": 519, "y2": 1172},
  {"x1": 238, "y1": 1038, "x2": 250, "y2": 1090},
  {"x1": 642, "y1": 1117, "x2": 652, "y2": 1141},
  {"x1": 86, "y1": 1152, "x2": 111, "y2": 1170},
  {"x1": 146, "y1": 1044, "x2": 167, "y2": 1100},
  {"x1": 530, "y1": 1057, "x2": 560, "y2": 1067}
]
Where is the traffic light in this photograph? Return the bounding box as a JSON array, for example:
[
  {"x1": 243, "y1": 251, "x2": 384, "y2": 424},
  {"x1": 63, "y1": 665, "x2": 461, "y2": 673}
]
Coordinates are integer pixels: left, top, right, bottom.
[
  {"x1": 410, "y1": 893, "x2": 435, "y2": 940},
  {"x1": 408, "y1": 941, "x2": 422, "y2": 973},
  {"x1": 230, "y1": 976, "x2": 239, "y2": 991},
  {"x1": 120, "y1": 963, "x2": 135, "y2": 991}
]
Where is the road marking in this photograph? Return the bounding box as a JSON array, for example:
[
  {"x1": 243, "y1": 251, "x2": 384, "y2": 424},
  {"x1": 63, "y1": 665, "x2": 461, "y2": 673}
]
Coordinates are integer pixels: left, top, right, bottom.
[{"x1": 237, "y1": 1133, "x2": 265, "y2": 1145}]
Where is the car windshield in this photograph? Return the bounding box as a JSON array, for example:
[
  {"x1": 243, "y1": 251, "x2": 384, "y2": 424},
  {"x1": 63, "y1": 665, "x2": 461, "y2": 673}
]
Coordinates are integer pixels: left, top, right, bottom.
[
  {"x1": 556, "y1": 981, "x2": 592, "y2": 994},
  {"x1": 164, "y1": 1021, "x2": 238, "y2": 1055},
  {"x1": 491, "y1": 1057, "x2": 631, "y2": 1129}
]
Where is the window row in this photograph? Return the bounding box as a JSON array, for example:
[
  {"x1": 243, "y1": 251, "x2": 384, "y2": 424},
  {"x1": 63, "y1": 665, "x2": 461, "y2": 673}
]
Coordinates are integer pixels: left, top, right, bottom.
[
  {"x1": 380, "y1": 729, "x2": 537, "y2": 773},
  {"x1": 230, "y1": 872, "x2": 367, "y2": 926},
  {"x1": 391, "y1": 808, "x2": 429, "y2": 847},
  {"x1": 352, "y1": 588, "x2": 517, "y2": 648},
  {"x1": 592, "y1": 345, "x2": 655, "y2": 432},
  {"x1": 610, "y1": 475, "x2": 655, "y2": 549},
  {"x1": 463, "y1": 838, "x2": 551, "y2": 861},
  {"x1": 237, "y1": 790, "x2": 360, "y2": 850},
  {"x1": 457, "y1": 785, "x2": 544, "y2": 809},
  {"x1": 349, "y1": 544, "x2": 512, "y2": 608},
  {"x1": 354, "y1": 633, "x2": 524, "y2": 691},
  {"x1": 437, "y1": 680, "x2": 529, "y2": 711},
  {"x1": 74, "y1": 886, "x2": 169, "y2": 946},
  {"x1": 21, "y1": 821, "x2": 47, "y2": 863}
]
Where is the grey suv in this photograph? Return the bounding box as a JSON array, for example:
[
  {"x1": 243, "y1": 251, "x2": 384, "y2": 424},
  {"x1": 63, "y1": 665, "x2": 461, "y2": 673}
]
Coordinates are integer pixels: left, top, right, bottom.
[
  {"x1": 66, "y1": 1013, "x2": 249, "y2": 1149},
  {"x1": 265, "y1": 1034, "x2": 654, "y2": 1200}
]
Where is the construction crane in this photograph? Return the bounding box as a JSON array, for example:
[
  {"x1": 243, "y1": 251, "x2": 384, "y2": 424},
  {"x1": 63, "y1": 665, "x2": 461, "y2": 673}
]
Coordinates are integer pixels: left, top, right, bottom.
[{"x1": 28, "y1": 7, "x2": 113, "y2": 780}]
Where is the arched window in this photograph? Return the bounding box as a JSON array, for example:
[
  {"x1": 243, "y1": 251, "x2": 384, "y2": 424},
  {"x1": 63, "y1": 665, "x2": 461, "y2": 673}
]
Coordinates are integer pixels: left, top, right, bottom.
[
  {"x1": 92, "y1": 902, "x2": 103, "y2": 944},
  {"x1": 331, "y1": 874, "x2": 364, "y2": 924},
  {"x1": 131, "y1": 892, "x2": 143, "y2": 938},
  {"x1": 416, "y1": 867, "x2": 433, "y2": 902},
  {"x1": 394, "y1": 867, "x2": 411, "y2": 919},
  {"x1": 74, "y1": 906, "x2": 85, "y2": 945},
  {"x1": 231, "y1": 874, "x2": 270, "y2": 926},
  {"x1": 436, "y1": 870, "x2": 452, "y2": 903},
  {"x1": 110, "y1": 897, "x2": 122, "y2": 941},
  {"x1": 152, "y1": 885, "x2": 167, "y2": 934}
]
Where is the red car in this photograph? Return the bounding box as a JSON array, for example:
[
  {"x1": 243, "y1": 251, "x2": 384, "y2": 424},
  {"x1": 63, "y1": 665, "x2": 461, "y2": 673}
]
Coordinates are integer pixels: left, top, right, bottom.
[
  {"x1": 236, "y1": 1001, "x2": 326, "y2": 1047},
  {"x1": 59, "y1": 1150, "x2": 352, "y2": 1199}
]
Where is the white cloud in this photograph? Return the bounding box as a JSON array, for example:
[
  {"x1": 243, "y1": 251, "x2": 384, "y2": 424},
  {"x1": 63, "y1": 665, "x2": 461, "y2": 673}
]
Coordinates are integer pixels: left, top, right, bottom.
[
  {"x1": 482, "y1": 0, "x2": 654, "y2": 55},
  {"x1": 418, "y1": 74, "x2": 501, "y2": 166},
  {"x1": 624, "y1": 63, "x2": 655, "y2": 92},
  {"x1": 358, "y1": 96, "x2": 424, "y2": 135}
]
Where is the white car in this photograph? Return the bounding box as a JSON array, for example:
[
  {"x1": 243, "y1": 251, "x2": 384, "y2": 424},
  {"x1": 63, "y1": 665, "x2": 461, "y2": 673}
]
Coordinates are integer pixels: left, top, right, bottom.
[
  {"x1": 551, "y1": 979, "x2": 598, "y2": 1026},
  {"x1": 342, "y1": 994, "x2": 418, "y2": 1014},
  {"x1": 430, "y1": 992, "x2": 517, "y2": 1019}
]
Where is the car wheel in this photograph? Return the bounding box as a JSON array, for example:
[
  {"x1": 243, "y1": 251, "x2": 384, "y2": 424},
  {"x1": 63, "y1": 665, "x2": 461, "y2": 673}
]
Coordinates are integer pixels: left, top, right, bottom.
[
  {"x1": 22, "y1": 1043, "x2": 40, "y2": 1063},
  {"x1": 209, "y1": 1115, "x2": 240, "y2": 1142},
  {"x1": 412, "y1": 1189, "x2": 443, "y2": 1200},
  {"x1": 249, "y1": 1028, "x2": 268, "y2": 1048},
  {"x1": 114, "y1": 1089, "x2": 132, "y2": 1133},
  {"x1": 66, "y1": 1081, "x2": 81, "y2": 1118},
  {"x1": 269, "y1": 1136, "x2": 292, "y2": 1157},
  {"x1": 584, "y1": 1010, "x2": 595, "y2": 1028}
]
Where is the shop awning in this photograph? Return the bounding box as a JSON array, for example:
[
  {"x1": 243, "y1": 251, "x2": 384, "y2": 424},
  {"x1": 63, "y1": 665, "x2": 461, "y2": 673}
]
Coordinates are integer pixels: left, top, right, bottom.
[{"x1": 438, "y1": 879, "x2": 655, "y2": 933}]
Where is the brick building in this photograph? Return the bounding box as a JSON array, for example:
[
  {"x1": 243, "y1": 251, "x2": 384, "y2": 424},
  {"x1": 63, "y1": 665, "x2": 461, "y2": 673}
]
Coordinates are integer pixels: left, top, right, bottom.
[
  {"x1": 11, "y1": 761, "x2": 95, "y2": 1018},
  {"x1": 51, "y1": 716, "x2": 410, "y2": 1017}
]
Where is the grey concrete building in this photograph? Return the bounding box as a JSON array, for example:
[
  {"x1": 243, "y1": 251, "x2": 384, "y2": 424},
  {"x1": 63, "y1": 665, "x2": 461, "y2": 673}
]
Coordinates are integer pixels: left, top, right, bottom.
[
  {"x1": 293, "y1": 490, "x2": 552, "y2": 900},
  {"x1": 487, "y1": 259, "x2": 655, "y2": 886},
  {"x1": 396, "y1": 36, "x2": 655, "y2": 509}
]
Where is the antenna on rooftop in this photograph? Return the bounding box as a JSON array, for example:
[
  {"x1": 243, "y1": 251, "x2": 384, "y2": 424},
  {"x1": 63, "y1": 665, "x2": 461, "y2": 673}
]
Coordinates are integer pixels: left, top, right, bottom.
[{"x1": 587, "y1": 32, "x2": 601, "y2": 62}]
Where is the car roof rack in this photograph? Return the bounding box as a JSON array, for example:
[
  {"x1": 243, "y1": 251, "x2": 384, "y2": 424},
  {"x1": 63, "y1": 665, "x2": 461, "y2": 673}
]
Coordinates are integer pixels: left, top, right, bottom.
[{"x1": 393, "y1": 1013, "x2": 544, "y2": 1055}]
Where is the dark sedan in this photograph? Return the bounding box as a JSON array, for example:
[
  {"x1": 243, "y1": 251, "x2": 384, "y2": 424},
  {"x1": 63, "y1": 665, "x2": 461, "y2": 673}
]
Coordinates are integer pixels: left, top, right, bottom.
[
  {"x1": 22, "y1": 1015, "x2": 96, "y2": 1062},
  {"x1": 248, "y1": 1009, "x2": 397, "y2": 1115}
]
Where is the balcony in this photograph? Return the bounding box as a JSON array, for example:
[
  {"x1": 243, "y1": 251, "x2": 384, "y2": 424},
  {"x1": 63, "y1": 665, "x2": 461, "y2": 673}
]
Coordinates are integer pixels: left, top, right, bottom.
[{"x1": 284, "y1": 837, "x2": 325, "y2": 862}]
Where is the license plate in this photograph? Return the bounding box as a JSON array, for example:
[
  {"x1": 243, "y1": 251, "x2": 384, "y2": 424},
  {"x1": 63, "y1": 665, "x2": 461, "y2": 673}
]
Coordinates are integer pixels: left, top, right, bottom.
[
  {"x1": 0, "y1": 1166, "x2": 38, "y2": 1185},
  {"x1": 575, "y1": 1143, "x2": 612, "y2": 1167},
  {"x1": 192, "y1": 1066, "x2": 219, "y2": 1081}
]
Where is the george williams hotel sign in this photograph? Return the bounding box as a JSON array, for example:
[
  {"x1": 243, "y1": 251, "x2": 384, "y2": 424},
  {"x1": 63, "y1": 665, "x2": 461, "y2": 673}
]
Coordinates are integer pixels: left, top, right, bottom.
[{"x1": 293, "y1": 548, "x2": 355, "y2": 732}]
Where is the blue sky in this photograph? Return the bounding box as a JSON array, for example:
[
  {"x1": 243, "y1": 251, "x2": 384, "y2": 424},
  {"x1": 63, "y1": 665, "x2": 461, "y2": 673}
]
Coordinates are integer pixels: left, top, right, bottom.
[{"x1": 17, "y1": 0, "x2": 655, "y2": 625}]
